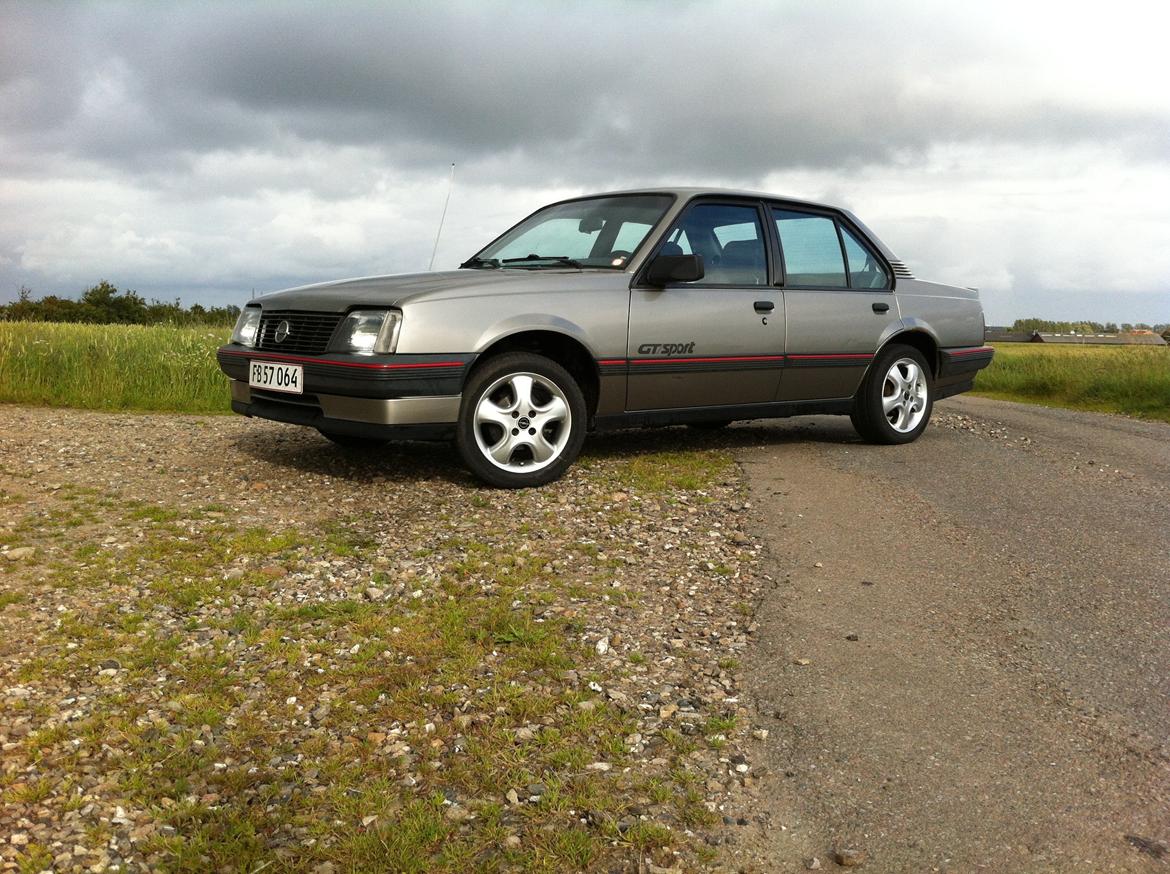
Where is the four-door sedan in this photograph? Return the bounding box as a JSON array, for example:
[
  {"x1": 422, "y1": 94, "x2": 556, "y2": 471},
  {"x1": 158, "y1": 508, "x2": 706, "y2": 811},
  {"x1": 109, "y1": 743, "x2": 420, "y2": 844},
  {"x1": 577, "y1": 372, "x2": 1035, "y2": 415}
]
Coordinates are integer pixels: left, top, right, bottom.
[{"x1": 217, "y1": 188, "x2": 993, "y2": 487}]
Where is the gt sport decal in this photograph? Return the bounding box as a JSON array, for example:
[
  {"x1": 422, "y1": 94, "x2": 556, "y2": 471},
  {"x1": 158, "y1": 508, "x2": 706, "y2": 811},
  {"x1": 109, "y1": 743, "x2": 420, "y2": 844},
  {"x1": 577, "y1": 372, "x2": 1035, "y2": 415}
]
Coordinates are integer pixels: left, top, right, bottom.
[{"x1": 637, "y1": 341, "x2": 696, "y2": 355}]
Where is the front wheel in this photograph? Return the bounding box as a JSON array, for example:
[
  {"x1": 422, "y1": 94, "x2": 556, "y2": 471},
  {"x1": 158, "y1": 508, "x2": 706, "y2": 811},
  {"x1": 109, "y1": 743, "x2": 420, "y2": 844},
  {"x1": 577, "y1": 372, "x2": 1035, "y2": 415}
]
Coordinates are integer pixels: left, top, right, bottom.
[
  {"x1": 850, "y1": 344, "x2": 933, "y2": 444},
  {"x1": 455, "y1": 352, "x2": 586, "y2": 488}
]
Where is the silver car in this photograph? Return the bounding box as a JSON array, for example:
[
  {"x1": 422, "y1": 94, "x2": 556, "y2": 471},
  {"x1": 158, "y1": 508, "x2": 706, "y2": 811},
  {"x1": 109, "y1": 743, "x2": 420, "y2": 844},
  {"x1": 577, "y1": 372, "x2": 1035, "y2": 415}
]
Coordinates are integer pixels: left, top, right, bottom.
[{"x1": 217, "y1": 189, "x2": 993, "y2": 487}]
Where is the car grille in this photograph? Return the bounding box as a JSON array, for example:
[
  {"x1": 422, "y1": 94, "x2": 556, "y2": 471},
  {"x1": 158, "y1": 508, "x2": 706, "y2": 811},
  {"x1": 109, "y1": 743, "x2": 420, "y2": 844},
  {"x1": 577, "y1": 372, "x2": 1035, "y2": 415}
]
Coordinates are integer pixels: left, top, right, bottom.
[{"x1": 256, "y1": 311, "x2": 344, "y2": 355}]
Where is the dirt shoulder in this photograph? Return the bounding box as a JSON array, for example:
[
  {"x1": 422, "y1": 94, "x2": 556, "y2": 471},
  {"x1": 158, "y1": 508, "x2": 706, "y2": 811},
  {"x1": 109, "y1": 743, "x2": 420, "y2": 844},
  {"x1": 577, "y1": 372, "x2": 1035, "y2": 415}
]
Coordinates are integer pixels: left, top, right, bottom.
[
  {"x1": 729, "y1": 397, "x2": 1169, "y2": 872},
  {"x1": 0, "y1": 405, "x2": 771, "y2": 873}
]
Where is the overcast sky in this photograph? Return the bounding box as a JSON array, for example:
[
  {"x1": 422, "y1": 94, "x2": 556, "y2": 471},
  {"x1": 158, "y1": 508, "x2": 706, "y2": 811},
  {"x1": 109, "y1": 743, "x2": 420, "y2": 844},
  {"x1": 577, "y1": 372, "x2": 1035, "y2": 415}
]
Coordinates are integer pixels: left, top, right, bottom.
[{"x1": 2, "y1": 0, "x2": 1168, "y2": 324}]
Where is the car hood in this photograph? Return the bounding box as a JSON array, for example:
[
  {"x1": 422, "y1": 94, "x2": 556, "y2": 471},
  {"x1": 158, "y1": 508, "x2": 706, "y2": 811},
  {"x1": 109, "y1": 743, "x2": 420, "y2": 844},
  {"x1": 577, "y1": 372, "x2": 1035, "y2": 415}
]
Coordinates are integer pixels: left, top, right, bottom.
[{"x1": 251, "y1": 269, "x2": 624, "y2": 311}]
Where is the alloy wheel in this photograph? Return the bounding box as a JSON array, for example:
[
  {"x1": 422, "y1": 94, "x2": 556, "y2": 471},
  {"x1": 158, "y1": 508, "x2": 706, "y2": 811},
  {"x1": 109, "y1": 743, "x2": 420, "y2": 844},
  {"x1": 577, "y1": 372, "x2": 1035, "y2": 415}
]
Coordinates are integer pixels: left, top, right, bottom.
[
  {"x1": 881, "y1": 357, "x2": 928, "y2": 433},
  {"x1": 472, "y1": 371, "x2": 572, "y2": 472}
]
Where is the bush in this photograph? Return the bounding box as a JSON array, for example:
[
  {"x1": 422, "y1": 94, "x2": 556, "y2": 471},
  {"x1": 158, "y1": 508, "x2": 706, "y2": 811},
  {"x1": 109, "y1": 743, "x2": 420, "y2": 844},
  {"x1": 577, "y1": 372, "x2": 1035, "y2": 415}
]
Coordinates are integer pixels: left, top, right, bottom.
[{"x1": 0, "y1": 283, "x2": 240, "y2": 327}]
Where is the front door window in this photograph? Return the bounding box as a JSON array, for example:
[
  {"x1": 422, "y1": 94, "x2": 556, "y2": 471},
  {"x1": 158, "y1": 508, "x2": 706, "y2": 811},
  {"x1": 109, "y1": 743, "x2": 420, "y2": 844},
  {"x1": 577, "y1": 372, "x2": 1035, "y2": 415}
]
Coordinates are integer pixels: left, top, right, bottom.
[{"x1": 665, "y1": 203, "x2": 768, "y2": 286}]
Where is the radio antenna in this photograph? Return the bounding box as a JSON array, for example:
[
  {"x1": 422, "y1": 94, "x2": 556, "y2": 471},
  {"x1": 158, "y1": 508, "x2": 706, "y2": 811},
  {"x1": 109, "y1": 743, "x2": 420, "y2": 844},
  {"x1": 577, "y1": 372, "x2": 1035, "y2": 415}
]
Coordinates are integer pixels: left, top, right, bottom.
[{"x1": 428, "y1": 163, "x2": 456, "y2": 271}]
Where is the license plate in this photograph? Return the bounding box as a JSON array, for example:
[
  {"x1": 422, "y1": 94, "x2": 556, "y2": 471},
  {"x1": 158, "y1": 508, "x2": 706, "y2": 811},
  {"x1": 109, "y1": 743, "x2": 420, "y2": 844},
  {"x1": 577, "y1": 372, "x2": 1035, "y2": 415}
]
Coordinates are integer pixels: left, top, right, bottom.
[{"x1": 248, "y1": 360, "x2": 303, "y2": 394}]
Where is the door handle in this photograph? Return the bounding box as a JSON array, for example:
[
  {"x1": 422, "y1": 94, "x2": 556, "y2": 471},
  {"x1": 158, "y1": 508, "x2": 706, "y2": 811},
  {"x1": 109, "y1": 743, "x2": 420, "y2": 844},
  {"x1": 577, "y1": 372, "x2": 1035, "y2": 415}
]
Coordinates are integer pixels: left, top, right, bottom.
[
  {"x1": 754, "y1": 300, "x2": 775, "y2": 313},
  {"x1": 872, "y1": 302, "x2": 890, "y2": 313}
]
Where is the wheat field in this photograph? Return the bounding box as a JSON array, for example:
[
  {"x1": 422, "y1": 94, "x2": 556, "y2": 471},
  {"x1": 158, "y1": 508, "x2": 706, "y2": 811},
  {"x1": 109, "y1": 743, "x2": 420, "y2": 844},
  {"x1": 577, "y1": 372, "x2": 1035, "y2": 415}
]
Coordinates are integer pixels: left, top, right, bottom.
[{"x1": 0, "y1": 322, "x2": 232, "y2": 414}]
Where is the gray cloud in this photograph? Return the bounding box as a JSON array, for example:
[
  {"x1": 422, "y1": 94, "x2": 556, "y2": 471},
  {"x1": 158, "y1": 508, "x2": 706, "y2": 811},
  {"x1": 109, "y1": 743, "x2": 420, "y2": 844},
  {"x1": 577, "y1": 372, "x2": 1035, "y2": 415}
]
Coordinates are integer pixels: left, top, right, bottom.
[
  {"x1": 1, "y1": 0, "x2": 1168, "y2": 322},
  {"x1": 5, "y1": 1, "x2": 1166, "y2": 184}
]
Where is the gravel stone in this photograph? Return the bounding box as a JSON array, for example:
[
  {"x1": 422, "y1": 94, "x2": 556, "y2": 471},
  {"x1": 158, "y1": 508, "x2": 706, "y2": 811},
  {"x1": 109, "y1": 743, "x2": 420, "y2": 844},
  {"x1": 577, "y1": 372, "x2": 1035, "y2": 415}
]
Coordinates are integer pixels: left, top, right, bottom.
[{"x1": 833, "y1": 848, "x2": 867, "y2": 867}]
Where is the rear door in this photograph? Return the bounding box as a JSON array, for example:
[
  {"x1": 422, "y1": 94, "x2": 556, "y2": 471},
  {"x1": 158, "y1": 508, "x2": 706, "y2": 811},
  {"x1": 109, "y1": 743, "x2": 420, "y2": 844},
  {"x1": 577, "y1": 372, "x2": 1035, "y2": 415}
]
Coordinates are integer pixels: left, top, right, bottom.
[
  {"x1": 772, "y1": 207, "x2": 898, "y2": 401},
  {"x1": 626, "y1": 201, "x2": 784, "y2": 411}
]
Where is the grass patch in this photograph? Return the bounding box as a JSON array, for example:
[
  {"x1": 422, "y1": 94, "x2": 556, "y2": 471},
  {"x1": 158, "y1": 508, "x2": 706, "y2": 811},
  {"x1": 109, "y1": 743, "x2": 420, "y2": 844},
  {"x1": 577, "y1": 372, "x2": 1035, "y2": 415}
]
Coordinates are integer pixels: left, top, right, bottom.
[
  {"x1": 583, "y1": 446, "x2": 735, "y2": 494},
  {"x1": 973, "y1": 343, "x2": 1170, "y2": 422},
  {"x1": 617, "y1": 449, "x2": 732, "y2": 492},
  {"x1": 0, "y1": 321, "x2": 230, "y2": 413},
  {"x1": 0, "y1": 591, "x2": 25, "y2": 609}
]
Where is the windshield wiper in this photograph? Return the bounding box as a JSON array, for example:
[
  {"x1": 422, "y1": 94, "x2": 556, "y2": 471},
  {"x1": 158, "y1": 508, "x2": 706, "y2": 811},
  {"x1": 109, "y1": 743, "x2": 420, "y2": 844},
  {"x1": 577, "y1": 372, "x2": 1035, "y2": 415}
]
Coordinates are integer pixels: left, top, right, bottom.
[
  {"x1": 501, "y1": 255, "x2": 583, "y2": 269},
  {"x1": 459, "y1": 256, "x2": 500, "y2": 269}
]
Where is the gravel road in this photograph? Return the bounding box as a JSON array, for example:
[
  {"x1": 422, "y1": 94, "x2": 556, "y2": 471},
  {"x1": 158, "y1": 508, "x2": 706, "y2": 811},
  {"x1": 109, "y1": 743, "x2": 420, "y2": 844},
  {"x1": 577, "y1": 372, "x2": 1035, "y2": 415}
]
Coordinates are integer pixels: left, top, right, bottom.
[{"x1": 730, "y1": 396, "x2": 1169, "y2": 872}]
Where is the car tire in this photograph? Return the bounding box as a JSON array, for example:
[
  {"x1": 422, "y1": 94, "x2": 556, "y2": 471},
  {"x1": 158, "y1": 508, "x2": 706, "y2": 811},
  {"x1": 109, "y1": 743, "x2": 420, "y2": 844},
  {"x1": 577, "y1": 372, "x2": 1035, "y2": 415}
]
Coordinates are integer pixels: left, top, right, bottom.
[
  {"x1": 850, "y1": 344, "x2": 933, "y2": 444},
  {"x1": 455, "y1": 352, "x2": 586, "y2": 488},
  {"x1": 317, "y1": 429, "x2": 389, "y2": 450}
]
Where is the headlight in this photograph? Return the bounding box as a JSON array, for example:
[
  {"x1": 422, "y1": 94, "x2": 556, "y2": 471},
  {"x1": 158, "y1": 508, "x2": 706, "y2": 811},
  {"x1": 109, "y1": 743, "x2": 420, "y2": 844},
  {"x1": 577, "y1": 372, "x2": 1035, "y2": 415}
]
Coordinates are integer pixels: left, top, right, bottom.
[
  {"x1": 329, "y1": 310, "x2": 402, "y2": 355},
  {"x1": 231, "y1": 307, "x2": 261, "y2": 347}
]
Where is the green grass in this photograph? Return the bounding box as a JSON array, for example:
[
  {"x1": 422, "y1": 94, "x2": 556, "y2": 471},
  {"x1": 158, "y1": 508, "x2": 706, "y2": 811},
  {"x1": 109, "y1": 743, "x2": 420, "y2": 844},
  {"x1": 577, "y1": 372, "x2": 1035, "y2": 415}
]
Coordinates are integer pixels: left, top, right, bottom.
[
  {"x1": 0, "y1": 321, "x2": 231, "y2": 413},
  {"x1": 973, "y1": 343, "x2": 1170, "y2": 422},
  {"x1": 3, "y1": 320, "x2": 1168, "y2": 427}
]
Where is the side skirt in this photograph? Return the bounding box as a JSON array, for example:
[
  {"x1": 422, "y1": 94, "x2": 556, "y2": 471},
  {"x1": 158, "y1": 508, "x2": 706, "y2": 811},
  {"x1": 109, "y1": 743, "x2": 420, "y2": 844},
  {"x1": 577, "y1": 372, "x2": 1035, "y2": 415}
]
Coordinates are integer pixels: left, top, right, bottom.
[{"x1": 592, "y1": 399, "x2": 854, "y2": 431}]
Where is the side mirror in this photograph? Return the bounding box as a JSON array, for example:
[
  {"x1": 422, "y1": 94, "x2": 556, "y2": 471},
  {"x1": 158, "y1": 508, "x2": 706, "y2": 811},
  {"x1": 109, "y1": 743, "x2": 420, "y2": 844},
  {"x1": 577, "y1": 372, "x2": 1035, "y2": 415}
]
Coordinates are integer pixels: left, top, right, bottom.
[{"x1": 646, "y1": 254, "x2": 704, "y2": 286}]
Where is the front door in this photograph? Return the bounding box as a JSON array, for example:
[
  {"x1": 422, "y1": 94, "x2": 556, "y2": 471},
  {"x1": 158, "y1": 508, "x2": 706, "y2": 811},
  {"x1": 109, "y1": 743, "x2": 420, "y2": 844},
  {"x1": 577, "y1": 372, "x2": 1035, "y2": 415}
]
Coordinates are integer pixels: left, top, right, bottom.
[{"x1": 627, "y1": 202, "x2": 784, "y2": 411}]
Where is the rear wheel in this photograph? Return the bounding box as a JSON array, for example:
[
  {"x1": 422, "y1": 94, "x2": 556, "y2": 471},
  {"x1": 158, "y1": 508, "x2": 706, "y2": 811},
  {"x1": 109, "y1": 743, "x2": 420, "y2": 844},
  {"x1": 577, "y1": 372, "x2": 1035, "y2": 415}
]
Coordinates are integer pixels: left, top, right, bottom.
[
  {"x1": 455, "y1": 352, "x2": 586, "y2": 488},
  {"x1": 850, "y1": 344, "x2": 933, "y2": 444}
]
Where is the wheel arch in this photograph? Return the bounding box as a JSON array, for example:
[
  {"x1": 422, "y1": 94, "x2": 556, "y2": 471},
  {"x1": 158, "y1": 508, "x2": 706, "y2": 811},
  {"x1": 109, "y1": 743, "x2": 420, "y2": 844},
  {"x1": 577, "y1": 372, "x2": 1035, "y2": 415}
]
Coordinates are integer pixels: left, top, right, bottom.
[
  {"x1": 852, "y1": 326, "x2": 937, "y2": 444},
  {"x1": 876, "y1": 326, "x2": 940, "y2": 376},
  {"x1": 469, "y1": 327, "x2": 600, "y2": 418}
]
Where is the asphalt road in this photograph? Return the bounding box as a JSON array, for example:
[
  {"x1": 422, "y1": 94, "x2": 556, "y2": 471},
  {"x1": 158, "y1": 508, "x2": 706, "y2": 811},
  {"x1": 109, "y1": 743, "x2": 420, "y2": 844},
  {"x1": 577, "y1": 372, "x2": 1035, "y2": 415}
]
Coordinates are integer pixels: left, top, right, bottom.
[{"x1": 732, "y1": 396, "x2": 1168, "y2": 872}]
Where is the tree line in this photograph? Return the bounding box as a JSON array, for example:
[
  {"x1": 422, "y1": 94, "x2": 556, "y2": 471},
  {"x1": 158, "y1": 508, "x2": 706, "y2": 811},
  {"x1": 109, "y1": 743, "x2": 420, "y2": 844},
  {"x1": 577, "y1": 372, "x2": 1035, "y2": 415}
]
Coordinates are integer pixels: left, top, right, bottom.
[
  {"x1": 1010, "y1": 318, "x2": 1169, "y2": 334},
  {"x1": 0, "y1": 283, "x2": 241, "y2": 327}
]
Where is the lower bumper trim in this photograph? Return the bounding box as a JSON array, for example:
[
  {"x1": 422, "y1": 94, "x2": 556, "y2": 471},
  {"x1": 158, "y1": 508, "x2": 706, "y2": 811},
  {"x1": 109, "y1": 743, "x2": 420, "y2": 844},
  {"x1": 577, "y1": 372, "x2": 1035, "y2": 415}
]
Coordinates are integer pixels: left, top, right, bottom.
[{"x1": 230, "y1": 381, "x2": 460, "y2": 425}]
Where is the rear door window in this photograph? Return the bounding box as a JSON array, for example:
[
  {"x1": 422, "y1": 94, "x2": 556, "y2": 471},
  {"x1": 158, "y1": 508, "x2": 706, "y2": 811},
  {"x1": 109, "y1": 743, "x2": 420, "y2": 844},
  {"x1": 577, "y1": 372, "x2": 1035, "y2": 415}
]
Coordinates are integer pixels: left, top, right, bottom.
[{"x1": 772, "y1": 209, "x2": 847, "y2": 288}]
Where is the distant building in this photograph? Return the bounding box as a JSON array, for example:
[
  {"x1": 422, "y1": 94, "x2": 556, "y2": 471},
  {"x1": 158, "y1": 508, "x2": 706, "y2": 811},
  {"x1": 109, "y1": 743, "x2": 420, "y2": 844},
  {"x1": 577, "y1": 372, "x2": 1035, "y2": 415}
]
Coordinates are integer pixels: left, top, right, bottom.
[
  {"x1": 984, "y1": 327, "x2": 1034, "y2": 343},
  {"x1": 1029, "y1": 332, "x2": 1167, "y2": 346}
]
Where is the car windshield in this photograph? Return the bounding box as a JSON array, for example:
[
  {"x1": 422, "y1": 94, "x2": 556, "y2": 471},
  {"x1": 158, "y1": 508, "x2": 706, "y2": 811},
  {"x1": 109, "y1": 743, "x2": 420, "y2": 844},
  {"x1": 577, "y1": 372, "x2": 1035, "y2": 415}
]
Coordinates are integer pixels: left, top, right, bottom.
[{"x1": 466, "y1": 194, "x2": 673, "y2": 270}]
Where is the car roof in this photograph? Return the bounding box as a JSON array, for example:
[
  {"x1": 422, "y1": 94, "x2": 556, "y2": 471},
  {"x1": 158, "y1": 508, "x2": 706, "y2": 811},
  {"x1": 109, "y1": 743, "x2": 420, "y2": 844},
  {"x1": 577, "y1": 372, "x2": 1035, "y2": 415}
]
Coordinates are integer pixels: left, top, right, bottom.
[
  {"x1": 565, "y1": 188, "x2": 898, "y2": 262},
  {"x1": 575, "y1": 187, "x2": 833, "y2": 210}
]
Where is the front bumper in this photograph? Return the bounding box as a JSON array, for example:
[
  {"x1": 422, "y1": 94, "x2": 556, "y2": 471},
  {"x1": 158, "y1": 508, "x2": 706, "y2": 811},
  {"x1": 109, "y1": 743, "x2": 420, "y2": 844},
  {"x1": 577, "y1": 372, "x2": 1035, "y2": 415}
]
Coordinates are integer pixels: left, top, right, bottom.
[
  {"x1": 216, "y1": 345, "x2": 474, "y2": 399},
  {"x1": 218, "y1": 344, "x2": 471, "y2": 440}
]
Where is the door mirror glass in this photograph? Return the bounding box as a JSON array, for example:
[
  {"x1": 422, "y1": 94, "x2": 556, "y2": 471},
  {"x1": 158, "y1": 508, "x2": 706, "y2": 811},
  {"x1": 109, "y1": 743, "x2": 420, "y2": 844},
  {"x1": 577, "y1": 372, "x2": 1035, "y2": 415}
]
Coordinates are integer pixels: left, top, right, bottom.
[{"x1": 646, "y1": 254, "x2": 705, "y2": 286}]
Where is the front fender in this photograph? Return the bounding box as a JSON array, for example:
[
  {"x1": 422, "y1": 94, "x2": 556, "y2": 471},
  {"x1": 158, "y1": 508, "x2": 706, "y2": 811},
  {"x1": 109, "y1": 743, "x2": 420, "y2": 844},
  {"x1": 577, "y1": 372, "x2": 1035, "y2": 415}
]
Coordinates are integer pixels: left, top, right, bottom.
[{"x1": 473, "y1": 313, "x2": 601, "y2": 358}]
